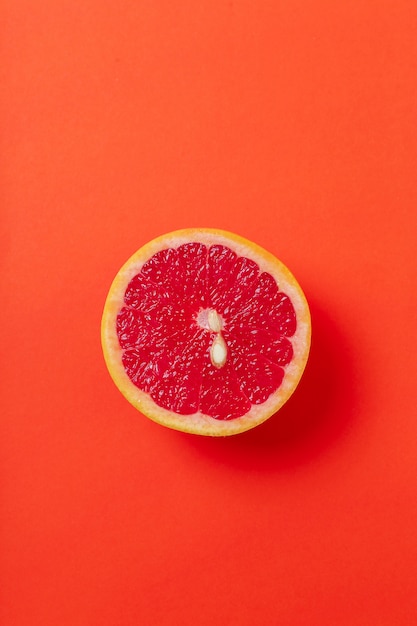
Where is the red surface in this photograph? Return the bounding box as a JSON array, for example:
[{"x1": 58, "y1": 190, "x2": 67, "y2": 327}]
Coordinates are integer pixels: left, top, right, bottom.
[{"x1": 1, "y1": 1, "x2": 417, "y2": 624}]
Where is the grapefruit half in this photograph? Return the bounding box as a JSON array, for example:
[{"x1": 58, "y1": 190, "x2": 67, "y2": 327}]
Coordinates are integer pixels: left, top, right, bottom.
[{"x1": 101, "y1": 229, "x2": 311, "y2": 436}]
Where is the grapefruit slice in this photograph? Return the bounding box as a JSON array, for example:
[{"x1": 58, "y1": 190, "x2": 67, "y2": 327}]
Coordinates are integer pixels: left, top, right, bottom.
[{"x1": 101, "y1": 229, "x2": 311, "y2": 436}]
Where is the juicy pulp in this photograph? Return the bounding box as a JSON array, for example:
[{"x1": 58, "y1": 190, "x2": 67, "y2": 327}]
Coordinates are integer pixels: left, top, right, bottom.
[{"x1": 116, "y1": 243, "x2": 296, "y2": 420}]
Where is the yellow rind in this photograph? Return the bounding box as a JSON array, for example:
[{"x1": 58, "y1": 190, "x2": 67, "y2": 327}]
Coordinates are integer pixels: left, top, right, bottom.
[{"x1": 101, "y1": 228, "x2": 311, "y2": 436}]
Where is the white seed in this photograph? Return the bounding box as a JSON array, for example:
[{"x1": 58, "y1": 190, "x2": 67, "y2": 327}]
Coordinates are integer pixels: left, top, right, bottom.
[
  {"x1": 210, "y1": 334, "x2": 227, "y2": 368},
  {"x1": 208, "y1": 309, "x2": 222, "y2": 332}
]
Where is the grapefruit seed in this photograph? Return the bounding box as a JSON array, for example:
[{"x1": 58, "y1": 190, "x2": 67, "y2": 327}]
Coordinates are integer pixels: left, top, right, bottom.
[{"x1": 101, "y1": 229, "x2": 311, "y2": 436}]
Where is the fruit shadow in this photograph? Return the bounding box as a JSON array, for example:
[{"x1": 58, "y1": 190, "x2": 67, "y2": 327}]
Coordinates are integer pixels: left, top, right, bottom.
[{"x1": 179, "y1": 297, "x2": 357, "y2": 472}]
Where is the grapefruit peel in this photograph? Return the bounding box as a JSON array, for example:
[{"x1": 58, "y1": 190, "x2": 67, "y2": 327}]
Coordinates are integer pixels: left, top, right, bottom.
[{"x1": 101, "y1": 228, "x2": 311, "y2": 436}]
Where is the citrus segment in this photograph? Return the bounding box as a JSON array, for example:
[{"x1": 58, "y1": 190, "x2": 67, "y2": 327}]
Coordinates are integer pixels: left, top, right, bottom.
[{"x1": 101, "y1": 229, "x2": 311, "y2": 436}]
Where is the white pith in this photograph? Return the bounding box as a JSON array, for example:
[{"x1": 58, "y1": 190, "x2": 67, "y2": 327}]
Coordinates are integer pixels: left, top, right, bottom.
[{"x1": 197, "y1": 308, "x2": 224, "y2": 332}]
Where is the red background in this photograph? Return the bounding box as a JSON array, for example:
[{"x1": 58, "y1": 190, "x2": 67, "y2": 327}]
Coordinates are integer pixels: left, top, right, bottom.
[{"x1": 2, "y1": 1, "x2": 417, "y2": 624}]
